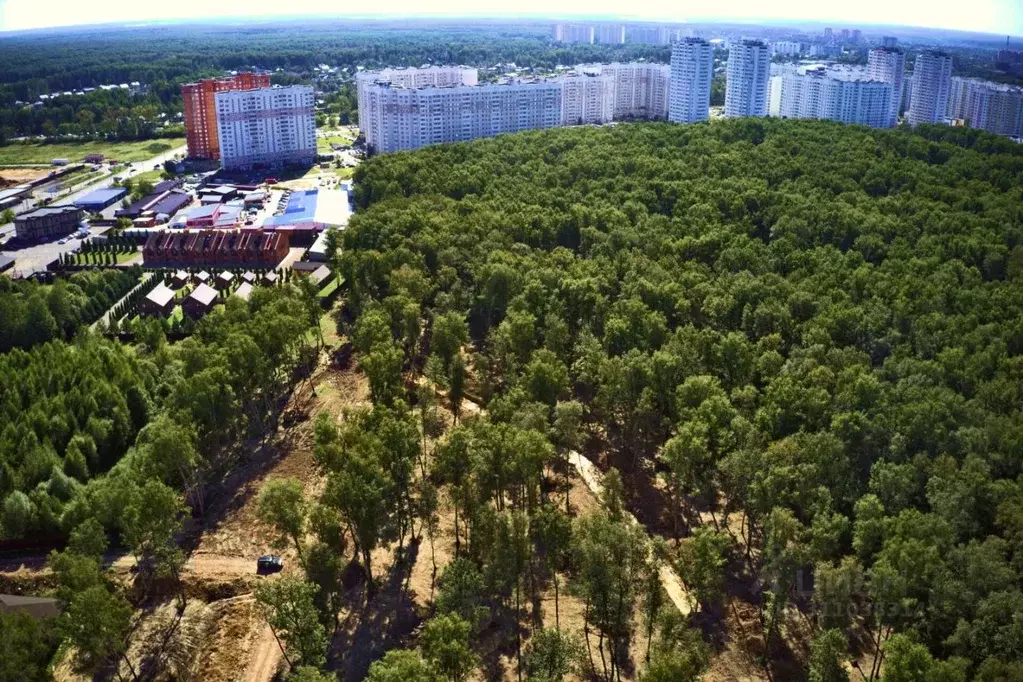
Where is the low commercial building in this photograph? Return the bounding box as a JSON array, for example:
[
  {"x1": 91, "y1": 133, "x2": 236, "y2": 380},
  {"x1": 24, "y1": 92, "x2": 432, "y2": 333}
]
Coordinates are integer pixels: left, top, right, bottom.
[
  {"x1": 262, "y1": 271, "x2": 280, "y2": 286},
  {"x1": 0, "y1": 185, "x2": 34, "y2": 212},
  {"x1": 115, "y1": 179, "x2": 190, "y2": 221},
  {"x1": 14, "y1": 205, "x2": 82, "y2": 241},
  {"x1": 198, "y1": 185, "x2": 242, "y2": 204},
  {"x1": 138, "y1": 284, "x2": 176, "y2": 317},
  {"x1": 182, "y1": 204, "x2": 242, "y2": 229},
  {"x1": 307, "y1": 228, "x2": 337, "y2": 262},
  {"x1": 262, "y1": 189, "x2": 351, "y2": 231},
  {"x1": 74, "y1": 187, "x2": 128, "y2": 213},
  {"x1": 183, "y1": 283, "x2": 219, "y2": 318},
  {"x1": 242, "y1": 270, "x2": 257, "y2": 284}
]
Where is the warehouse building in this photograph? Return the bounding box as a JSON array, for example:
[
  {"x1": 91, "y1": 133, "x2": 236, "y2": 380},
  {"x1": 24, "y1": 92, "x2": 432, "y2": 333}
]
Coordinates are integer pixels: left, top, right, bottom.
[
  {"x1": 115, "y1": 179, "x2": 191, "y2": 223},
  {"x1": 74, "y1": 187, "x2": 127, "y2": 212}
]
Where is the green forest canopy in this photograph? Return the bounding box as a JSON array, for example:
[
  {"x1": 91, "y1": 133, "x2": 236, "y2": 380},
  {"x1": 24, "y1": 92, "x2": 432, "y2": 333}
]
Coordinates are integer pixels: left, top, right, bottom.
[{"x1": 341, "y1": 119, "x2": 1023, "y2": 674}]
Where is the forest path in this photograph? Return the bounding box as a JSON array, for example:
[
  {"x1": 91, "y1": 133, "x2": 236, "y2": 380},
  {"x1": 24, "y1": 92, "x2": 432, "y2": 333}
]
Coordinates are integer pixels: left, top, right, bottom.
[{"x1": 567, "y1": 450, "x2": 693, "y2": 617}]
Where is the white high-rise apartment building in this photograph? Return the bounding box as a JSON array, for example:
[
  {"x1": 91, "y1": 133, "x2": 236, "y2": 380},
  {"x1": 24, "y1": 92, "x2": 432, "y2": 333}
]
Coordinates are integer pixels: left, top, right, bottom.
[
  {"x1": 867, "y1": 48, "x2": 906, "y2": 127},
  {"x1": 779, "y1": 69, "x2": 892, "y2": 128},
  {"x1": 595, "y1": 24, "x2": 626, "y2": 44},
  {"x1": 214, "y1": 86, "x2": 316, "y2": 170},
  {"x1": 361, "y1": 80, "x2": 563, "y2": 154},
  {"x1": 554, "y1": 24, "x2": 595, "y2": 44},
  {"x1": 908, "y1": 51, "x2": 953, "y2": 126},
  {"x1": 947, "y1": 77, "x2": 1023, "y2": 137},
  {"x1": 356, "y1": 66, "x2": 478, "y2": 139},
  {"x1": 629, "y1": 26, "x2": 671, "y2": 45},
  {"x1": 771, "y1": 41, "x2": 802, "y2": 57},
  {"x1": 668, "y1": 38, "x2": 714, "y2": 123},
  {"x1": 561, "y1": 72, "x2": 614, "y2": 125},
  {"x1": 725, "y1": 39, "x2": 770, "y2": 118},
  {"x1": 599, "y1": 62, "x2": 670, "y2": 119}
]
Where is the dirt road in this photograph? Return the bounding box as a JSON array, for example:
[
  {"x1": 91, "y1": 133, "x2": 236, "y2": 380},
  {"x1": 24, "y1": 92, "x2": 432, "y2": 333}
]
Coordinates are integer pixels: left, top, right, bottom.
[
  {"x1": 567, "y1": 450, "x2": 693, "y2": 616},
  {"x1": 245, "y1": 623, "x2": 284, "y2": 682}
]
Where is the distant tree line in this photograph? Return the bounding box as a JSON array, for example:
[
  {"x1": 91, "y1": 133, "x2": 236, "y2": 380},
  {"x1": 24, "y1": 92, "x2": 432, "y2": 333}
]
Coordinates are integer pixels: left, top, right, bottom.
[{"x1": 0, "y1": 24, "x2": 669, "y2": 142}]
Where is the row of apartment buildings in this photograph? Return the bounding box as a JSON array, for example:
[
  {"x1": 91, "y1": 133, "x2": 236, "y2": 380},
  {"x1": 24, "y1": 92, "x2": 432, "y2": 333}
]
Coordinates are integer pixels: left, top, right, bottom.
[
  {"x1": 142, "y1": 229, "x2": 290, "y2": 268},
  {"x1": 357, "y1": 64, "x2": 670, "y2": 153},
  {"x1": 553, "y1": 23, "x2": 676, "y2": 45},
  {"x1": 356, "y1": 44, "x2": 907, "y2": 154},
  {"x1": 183, "y1": 75, "x2": 316, "y2": 170}
]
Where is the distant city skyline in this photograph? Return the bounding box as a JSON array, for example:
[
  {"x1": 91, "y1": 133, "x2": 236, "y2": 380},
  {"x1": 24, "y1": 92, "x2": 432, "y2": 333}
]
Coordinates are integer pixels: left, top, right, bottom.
[{"x1": 1, "y1": 0, "x2": 1021, "y2": 36}]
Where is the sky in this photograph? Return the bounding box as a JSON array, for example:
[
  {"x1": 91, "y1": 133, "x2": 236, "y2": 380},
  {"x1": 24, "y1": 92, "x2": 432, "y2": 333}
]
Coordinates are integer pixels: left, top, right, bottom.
[{"x1": 0, "y1": 0, "x2": 1021, "y2": 35}]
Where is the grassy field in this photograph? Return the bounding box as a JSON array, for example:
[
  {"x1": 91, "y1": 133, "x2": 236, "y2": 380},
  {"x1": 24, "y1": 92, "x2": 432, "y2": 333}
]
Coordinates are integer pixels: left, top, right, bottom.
[
  {"x1": 317, "y1": 276, "x2": 342, "y2": 299},
  {"x1": 0, "y1": 138, "x2": 185, "y2": 165},
  {"x1": 316, "y1": 136, "x2": 352, "y2": 153},
  {"x1": 130, "y1": 169, "x2": 166, "y2": 186}
]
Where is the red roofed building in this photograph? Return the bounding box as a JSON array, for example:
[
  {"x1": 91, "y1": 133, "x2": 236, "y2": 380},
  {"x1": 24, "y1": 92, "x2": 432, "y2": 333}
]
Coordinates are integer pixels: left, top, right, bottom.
[{"x1": 143, "y1": 230, "x2": 290, "y2": 268}]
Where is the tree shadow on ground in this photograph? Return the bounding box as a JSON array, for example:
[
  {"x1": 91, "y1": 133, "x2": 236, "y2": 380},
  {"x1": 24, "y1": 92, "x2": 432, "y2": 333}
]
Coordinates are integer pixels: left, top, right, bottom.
[{"x1": 328, "y1": 541, "x2": 424, "y2": 680}]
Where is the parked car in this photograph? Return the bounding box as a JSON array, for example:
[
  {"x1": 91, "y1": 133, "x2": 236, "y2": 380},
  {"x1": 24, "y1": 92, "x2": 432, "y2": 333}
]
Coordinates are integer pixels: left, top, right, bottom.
[{"x1": 257, "y1": 555, "x2": 283, "y2": 574}]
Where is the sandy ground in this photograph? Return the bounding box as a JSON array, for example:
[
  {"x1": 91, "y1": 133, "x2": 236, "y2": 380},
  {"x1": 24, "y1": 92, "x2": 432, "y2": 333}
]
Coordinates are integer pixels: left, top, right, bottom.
[{"x1": 0, "y1": 167, "x2": 49, "y2": 183}]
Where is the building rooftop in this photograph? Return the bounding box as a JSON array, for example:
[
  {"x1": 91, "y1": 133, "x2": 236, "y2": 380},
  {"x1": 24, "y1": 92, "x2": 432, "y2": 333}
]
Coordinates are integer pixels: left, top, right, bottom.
[
  {"x1": 188, "y1": 283, "x2": 218, "y2": 307},
  {"x1": 234, "y1": 282, "x2": 254, "y2": 301},
  {"x1": 0, "y1": 594, "x2": 61, "y2": 619},
  {"x1": 74, "y1": 187, "x2": 127, "y2": 207},
  {"x1": 18, "y1": 205, "x2": 80, "y2": 219},
  {"x1": 262, "y1": 189, "x2": 350, "y2": 230},
  {"x1": 217, "y1": 270, "x2": 235, "y2": 283},
  {"x1": 310, "y1": 264, "x2": 332, "y2": 286},
  {"x1": 145, "y1": 283, "x2": 175, "y2": 308}
]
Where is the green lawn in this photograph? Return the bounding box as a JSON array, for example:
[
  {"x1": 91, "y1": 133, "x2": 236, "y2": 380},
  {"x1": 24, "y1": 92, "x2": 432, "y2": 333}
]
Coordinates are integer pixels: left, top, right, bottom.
[
  {"x1": 316, "y1": 136, "x2": 353, "y2": 153},
  {"x1": 130, "y1": 169, "x2": 166, "y2": 186},
  {"x1": 0, "y1": 138, "x2": 185, "y2": 165},
  {"x1": 317, "y1": 276, "x2": 342, "y2": 299}
]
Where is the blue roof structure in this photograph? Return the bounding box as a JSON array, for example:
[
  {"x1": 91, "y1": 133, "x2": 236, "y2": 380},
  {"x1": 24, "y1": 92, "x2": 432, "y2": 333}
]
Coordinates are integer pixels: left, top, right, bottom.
[
  {"x1": 262, "y1": 189, "x2": 350, "y2": 229},
  {"x1": 74, "y1": 187, "x2": 127, "y2": 211},
  {"x1": 264, "y1": 190, "x2": 318, "y2": 228}
]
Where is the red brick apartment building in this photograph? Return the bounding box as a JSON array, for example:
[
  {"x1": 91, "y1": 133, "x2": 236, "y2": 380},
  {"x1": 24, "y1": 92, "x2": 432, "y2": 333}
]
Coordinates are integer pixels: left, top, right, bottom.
[
  {"x1": 182, "y1": 73, "x2": 271, "y2": 160},
  {"x1": 143, "y1": 230, "x2": 289, "y2": 268}
]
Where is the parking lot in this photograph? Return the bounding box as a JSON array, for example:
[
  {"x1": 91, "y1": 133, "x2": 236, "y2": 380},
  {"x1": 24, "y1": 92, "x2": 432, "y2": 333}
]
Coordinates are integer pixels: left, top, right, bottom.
[{"x1": 0, "y1": 223, "x2": 120, "y2": 277}]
